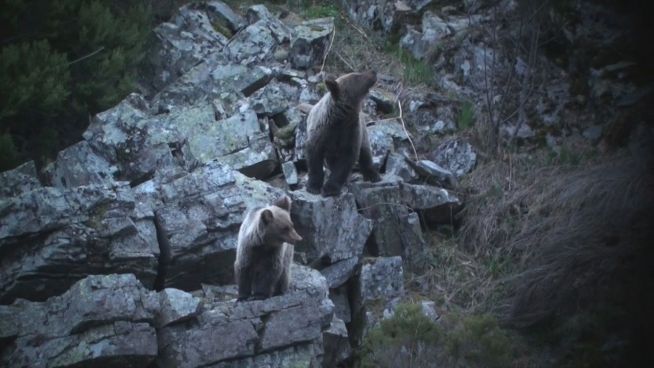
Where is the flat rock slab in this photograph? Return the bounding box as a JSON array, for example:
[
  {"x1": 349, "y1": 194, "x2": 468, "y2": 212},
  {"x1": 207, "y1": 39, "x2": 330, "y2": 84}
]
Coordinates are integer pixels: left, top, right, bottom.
[
  {"x1": 0, "y1": 183, "x2": 159, "y2": 303},
  {"x1": 0, "y1": 274, "x2": 159, "y2": 368},
  {"x1": 158, "y1": 265, "x2": 333, "y2": 368},
  {"x1": 0, "y1": 161, "x2": 41, "y2": 198}
]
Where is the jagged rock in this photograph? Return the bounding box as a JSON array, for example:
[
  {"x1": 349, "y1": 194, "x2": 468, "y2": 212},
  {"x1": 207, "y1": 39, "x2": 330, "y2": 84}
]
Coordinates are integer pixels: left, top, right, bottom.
[
  {"x1": 340, "y1": 0, "x2": 419, "y2": 34},
  {"x1": 152, "y1": 62, "x2": 273, "y2": 110},
  {"x1": 83, "y1": 93, "x2": 187, "y2": 185},
  {"x1": 0, "y1": 183, "x2": 159, "y2": 303},
  {"x1": 227, "y1": 20, "x2": 279, "y2": 64},
  {"x1": 367, "y1": 118, "x2": 410, "y2": 166},
  {"x1": 205, "y1": 1, "x2": 247, "y2": 35},
  {"x1": 43, "y1": 140, "x2": 117, "y2": 188},
  {"x1": 171, "y1": 103, "x2": 278, "y2": 177},
  {"x1": 368, "y1": 88, "x2": 396, "y2": 114},
  {"x1": 282, "y1": 161, "x2": 299, "y2": 186},
  {"x1": 323, "y1": 317, "x2": 352, "y2": 368},
  {"x1": 251, "y1": 81, "x2": 300, "y2": 116},
  {"x1": 157, "y1": 265, "x2": 333, "y2": 368},
  {"x1": 383, "y1": 153, "x2": 419, "y2": 182},
  {"x1": 157, "y1": 288, "x2": 202, "y2": 327},
  {"x1": 152, "y1": 162, "x2": 284, "y2": 290},
  {"x1": 146, "y1": 4, "x2": 230, "y2": 92},
  {"x1": 289, "y1": 191, "x2": 373, "y2": 266},
  {"x1": 409, "y1": 158, "x2": 457, "y2": 188},
  {"x1": 0, "y1": 274, "x2": 159, "y2": 367},
  {"x1": 404, "y1": 92, "x2": 457, "y2": 134},
  {"x1": 352, "y1": 179, "x2": 459, "y2": 264},
  {"x1": 0, "y1": 161, "x2": 40, "y2": 198},
  {"x1": 428, "y1": 138, "x2": 477, "y2": 178},
  {"x1": 320, "y1": 257, "x2": 360, "y2": 289},
  {"x1": 290, "y1": 17, "x2": 335, "y2": 70},
  {"x1": 352, "y1": 256, "x2": 404, "y2": 322},
  {"x1": 245, "y1": 5, "x2": 292, "y2": 44}
]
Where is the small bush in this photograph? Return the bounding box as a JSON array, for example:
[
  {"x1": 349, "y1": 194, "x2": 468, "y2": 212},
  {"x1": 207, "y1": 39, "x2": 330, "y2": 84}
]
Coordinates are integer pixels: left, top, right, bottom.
[
  {"x1": 384, "y1": 43, "x2": 432, "y2": 86},
  {"x1": 359, "y1": 304, "x2": 515, "y2": 368},
  {"x1": 457, "y1": 101, "x2": 476, "y2": 130}
]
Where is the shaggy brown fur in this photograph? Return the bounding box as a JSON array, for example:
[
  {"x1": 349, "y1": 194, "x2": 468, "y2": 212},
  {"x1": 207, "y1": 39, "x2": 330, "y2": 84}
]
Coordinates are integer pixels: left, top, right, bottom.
[
  {"x1": 234, "y1": 195, "x2": 302, "y2": 301},
  {"x1": 305, "y1": 71, "x2": 381, "y2": 197}
]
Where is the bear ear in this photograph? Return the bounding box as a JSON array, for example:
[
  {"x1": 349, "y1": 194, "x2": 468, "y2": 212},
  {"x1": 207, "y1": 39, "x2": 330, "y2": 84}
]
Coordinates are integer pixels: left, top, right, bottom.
[
  {"x1": 324, "y1": 75, "x2": 339, "y2": 99},
  {"x1": 261, "y1": 209, "x2": 273, "y2": 225},
  {"x1": 274, "y1": 195, "x2": 292, "y2": 211}
]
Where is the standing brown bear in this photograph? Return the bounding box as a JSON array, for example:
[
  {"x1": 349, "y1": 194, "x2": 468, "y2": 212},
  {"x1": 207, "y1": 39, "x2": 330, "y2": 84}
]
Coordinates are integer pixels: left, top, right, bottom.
[
  {"x1": 234, "y1": 195, "x2": 302, "y2": 301},
  {"x1": 305, "y1": 71, "x2": 382, "y2": 197}
]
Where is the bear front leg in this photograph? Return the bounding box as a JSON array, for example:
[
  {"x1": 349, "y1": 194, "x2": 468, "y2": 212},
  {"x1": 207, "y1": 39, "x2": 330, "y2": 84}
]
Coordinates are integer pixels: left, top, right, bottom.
[
  {"x1": 251, "y1": 256, "x2": 282, "y2": 300},
  {"x1": 306, "y1": 145, "x2": 325, "y2": 194},
  {"x1": 236, "y1": 263, "x2": 253, "y2": 301},
  {"x1": 359, "y1": 142, "x2": 382, "y2": 182},
  {"x1": 274, "y1": 244, "x2": 294, "y2": 296},
  {"x1": 322, "y1": 154, "x2": 356, "y2": 197}
]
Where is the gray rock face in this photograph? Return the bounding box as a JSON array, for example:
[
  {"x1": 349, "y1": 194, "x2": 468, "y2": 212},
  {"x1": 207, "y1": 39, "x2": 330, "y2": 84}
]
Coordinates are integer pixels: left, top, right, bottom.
[
  {"x1": 0, "y1": 274, "x2": 159, "y2": 368},
  {"x1": 289, "y1": 191, "x2": 373, "y2": 266},
  {"x1": 352, "y1": 179, "x2": 459, "y2": 265},
  {"x1": 205, "y1": 1, "x2": 247, "y2": 35},
  {"x1": 251, "y1": 81, "x2": 300, "y2": 117},
  {"x1": 354, "y1": 256, "x2": 404, "y2": 309},
  {"x1": 146, "y1": 3, "x2": 230, "y2": 92},
  {"x1": 0, "y1": 183, "x2": 159, "y2": 303},
  {"x1": 43, "y1": 141, "x2": 117, "y2": 188},
  {"x1": 323, "y1": 317, "x2": 352, "y2": 368},
  {"x1": 0, "y1": 269, "x2": 334, "y2": 368},
  {"x1": 158, "y1": 265, "x2": 333, "y2": 368},
  {"x1": 290, "y1": 17, "x2": 335, "y2": 69},
  {"x1": 428, "y1": 138, "x2": 477, "y2": 178},
  {"x1": 0, "y1": 161, "x2": 40, "y2": 198}
]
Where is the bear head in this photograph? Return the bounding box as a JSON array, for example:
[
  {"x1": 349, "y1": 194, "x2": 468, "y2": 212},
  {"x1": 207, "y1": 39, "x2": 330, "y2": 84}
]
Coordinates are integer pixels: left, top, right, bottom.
[
  {"x1": 260, "y1": 195, "x2": 303, "y2": 244},
  {"x1": 324, "y1": 70, "x2": 377, "y2": 108}
]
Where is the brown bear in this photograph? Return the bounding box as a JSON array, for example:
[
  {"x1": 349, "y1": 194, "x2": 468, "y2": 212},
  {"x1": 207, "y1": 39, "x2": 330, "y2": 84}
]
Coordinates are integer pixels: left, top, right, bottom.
[
  {"x1": 234, "y1": 195, "x2": 302, "y2": 301},
  {"x1": 305, "y1": 71, "x2": 382, "y2": 197}
]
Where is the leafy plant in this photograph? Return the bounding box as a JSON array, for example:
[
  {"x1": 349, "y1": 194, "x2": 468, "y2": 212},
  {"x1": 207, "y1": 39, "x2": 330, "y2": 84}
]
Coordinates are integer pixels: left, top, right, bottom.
[{"x1": 458, "y1": 101, "x2": 476, "y2": 130}]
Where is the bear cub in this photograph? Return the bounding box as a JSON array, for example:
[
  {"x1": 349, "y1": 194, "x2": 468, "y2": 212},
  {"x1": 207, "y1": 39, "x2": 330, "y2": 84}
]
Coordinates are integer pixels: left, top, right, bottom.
[
  {"x1": 305, "y1": 70, "x2": 382, "y2": 197},
  {"x1": 234, "y1": 195, "x2": 302, "y2": 301}
]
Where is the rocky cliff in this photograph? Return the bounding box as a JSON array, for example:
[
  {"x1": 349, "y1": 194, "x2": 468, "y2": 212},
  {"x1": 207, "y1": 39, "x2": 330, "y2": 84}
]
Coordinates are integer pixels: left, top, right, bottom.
[{"x1": 0, "y1": 2, "x2": 465, "y2": 367}]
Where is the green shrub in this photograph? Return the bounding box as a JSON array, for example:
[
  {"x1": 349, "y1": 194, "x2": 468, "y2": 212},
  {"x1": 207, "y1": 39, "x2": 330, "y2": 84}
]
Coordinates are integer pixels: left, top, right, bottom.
[
  {"x1": 359, "y1": 305, "x2": 514, "y2": 368},
  {"x1": 457, "y1": 101, "x2": 476, "y2": 130},
  {"x1": 384, "y1": 43, "x2": 432, "y2": 85},
  {"x1": 0, "y1": 0, "x2": 152, "y2": 168},
  {"x1": 359, "y1": 303, "x2": 441, "y2": 368}
]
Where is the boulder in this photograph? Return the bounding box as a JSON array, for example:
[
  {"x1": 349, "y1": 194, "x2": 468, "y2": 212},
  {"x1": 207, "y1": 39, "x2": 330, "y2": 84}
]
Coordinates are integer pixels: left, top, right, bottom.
[
  {"x1": 0, "y1": 183, "x2": 159, "y2": 303},
  {"x1": 157, "y1": 265, "x2": 333, "y2": 368},
  {"x1": 320, "y1": 257, "x2": 359, "y2": 289},
  {"x1": 151, "y1": 162, "x2": 285, "y2": 291},
  {"x1": 289, "y1": 191, "x2": 373, "y2": 266},
  {"x1": 0, "y1": 274, "x2": 159, "y2": 368},
  {"x1": 205, "y1": 1, "x2": 247, "y2": 35},
  {"x1": 42, "y1": 140, "x2": 117, "y2": 188},
  {"x1": 352, "y1": 256, "x2": 404, "y2": 312},
  {"x1": 428, "y1": 138, "x2": 477, "y2": 178},
  {"x1": 290, "y1": 17, "x2": 335, "y2": 70},
  {"x1": 251, "y1": 81, "x2": 300, "y2": 117},
  {"x1": 0, "y1": 161, "x2": 40, "y2": 198},
  {"x1": 146, "y1": 4, "x2": 230, "y2": 92},
  {"x1": 352, "y1": 179, "x2": 460, "y2": 265},
  {"x1": 323, "y1": 316, "x2": 352, "y2": 368}
]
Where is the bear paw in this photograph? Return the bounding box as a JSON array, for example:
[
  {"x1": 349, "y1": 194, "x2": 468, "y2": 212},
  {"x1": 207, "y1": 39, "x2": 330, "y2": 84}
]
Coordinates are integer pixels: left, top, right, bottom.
[{"x1": 321, "y1": 185, "x2": 342, "y2": 197}]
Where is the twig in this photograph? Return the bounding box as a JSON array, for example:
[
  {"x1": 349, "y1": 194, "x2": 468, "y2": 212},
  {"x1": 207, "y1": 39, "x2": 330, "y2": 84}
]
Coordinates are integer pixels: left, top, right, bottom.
[
  {"x1": 338, "y1": 9, "x2": 371, "y2": 43},
  {"x1": 68, "y1": 47, "x2": 105, "y2": 65},
  {"x1": 396, "y1": 86, "x2": 418, "y2": 161},
  {"x1": 335, "y1": 51, "x2": 355, "y2": 72},
  {"x1": 320, "y1": 26, "x2": 336, "y2": 73}
]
